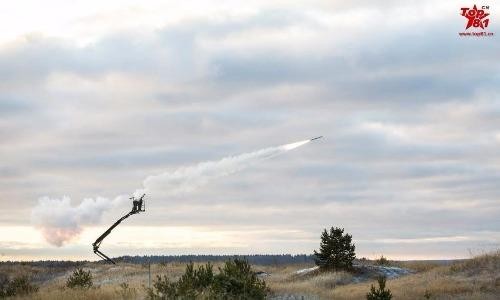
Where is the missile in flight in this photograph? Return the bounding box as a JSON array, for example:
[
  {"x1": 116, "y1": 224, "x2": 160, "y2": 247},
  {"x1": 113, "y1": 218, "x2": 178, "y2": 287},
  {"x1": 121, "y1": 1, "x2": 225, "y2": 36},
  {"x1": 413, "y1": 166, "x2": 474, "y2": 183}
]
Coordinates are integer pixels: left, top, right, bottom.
[{"x1": 310, "y1": 136, "x2": 323, "y2": 141}]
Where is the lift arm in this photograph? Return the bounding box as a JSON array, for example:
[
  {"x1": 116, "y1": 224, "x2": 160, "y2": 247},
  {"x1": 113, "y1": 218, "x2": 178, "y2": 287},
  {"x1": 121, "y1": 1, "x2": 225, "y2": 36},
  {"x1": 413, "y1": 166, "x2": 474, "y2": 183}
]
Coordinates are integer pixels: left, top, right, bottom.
[{"x1": 92, "y1": 194, "x2": 145, "y2": 264}]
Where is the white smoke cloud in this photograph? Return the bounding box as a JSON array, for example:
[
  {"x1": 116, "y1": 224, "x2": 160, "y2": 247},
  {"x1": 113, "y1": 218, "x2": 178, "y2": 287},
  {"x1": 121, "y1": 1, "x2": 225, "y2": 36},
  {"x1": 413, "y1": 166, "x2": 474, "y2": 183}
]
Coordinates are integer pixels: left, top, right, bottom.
[
  {"x1": 31, "y1": 139, "x2": 311, "y2": 246},
  {"x1": 31, "y1": 196, "x2": 127, "y2": 246},
  {"x1": 139, "y1": 139, "x2": 310, "y2": 197}
]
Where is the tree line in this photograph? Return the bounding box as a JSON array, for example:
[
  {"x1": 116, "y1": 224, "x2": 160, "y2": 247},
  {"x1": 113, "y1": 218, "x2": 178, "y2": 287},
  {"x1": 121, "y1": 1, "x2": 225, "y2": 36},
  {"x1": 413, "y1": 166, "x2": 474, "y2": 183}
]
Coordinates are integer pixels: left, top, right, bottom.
[{"x1": 117, "y1": 254, "x2": 314, "y2": 265}]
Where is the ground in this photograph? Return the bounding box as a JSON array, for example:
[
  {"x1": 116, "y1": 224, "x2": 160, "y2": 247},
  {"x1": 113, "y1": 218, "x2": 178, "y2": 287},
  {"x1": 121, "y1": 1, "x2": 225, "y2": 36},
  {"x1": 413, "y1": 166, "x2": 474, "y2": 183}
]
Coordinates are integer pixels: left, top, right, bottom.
[{"x1": 1, "y1": 251, "x2": 499, "y2": 299}]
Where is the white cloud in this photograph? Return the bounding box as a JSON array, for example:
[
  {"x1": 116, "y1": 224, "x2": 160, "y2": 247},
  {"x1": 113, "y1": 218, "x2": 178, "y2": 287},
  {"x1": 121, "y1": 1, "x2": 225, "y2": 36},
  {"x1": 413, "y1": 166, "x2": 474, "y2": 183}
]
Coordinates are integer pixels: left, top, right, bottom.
[{"x1": 1, "y1": 0, "x2": 499, "y2": 260}]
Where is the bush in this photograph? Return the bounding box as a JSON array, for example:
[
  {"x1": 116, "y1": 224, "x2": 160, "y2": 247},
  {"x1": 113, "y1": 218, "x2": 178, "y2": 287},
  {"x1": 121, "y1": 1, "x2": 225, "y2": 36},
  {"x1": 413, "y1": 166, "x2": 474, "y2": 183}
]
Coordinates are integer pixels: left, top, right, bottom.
[
  {"x1": 115, "y1": 282, "x2": 137, "y2": 300},
  {"x1": 314, "y1": 227, "x2": 356, "y2": 271},
  {"x1": 177, "y1": 262, "x2": 214, "y2": 297},
  {"x1": 366, "y1": 276, "x2": 392, "y2": 300},
  {"x1": 147, "y1": 259, "x2": 267, "y2": 299},
  {"x1": 0, "y1": 275, "x2": 38, "y2": 297},
  {"x1": 148, "y1": 274, "x2": 178, "y2": 299},
  {"x1": 66, "y1": 268, "x2": 93, "y2": 289},
  {"x1": 211, "y1": 259, "x2": 268, "y2": 299},
  {"x1": 376, "y1": 255, "x2": 389, "y2": 266},
  {"x1": 0, "y1": 273, "x2": 8, "y2": 297}
]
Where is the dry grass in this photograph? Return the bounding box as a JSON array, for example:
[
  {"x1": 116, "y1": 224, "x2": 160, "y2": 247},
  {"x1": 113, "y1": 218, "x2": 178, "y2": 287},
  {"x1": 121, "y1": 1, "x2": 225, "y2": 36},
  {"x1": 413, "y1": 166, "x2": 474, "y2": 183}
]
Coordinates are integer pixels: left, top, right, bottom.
[
  {"x1": 10, "y1": 261, "x2": 233, "y2": 300},
  {"x1": 394, "y1": 260, "x2": 447, "y2": 273},
  {"x1": 4, "y1": 251, "x2": 500, "y2": 299},
  {"x1": 266, "y1": 251, "x2": 500, "y2": 299},
  {"x1": 267, "y1": 269, "x2": 352, "y2": 298}
]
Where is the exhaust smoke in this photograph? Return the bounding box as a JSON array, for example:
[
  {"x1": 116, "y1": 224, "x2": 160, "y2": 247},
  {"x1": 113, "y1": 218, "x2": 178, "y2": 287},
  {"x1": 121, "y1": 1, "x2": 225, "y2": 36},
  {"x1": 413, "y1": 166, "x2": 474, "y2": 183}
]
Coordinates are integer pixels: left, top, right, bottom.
[
  {"x1": 138, "y1": 139, "x2": 311, "y2": 197},
  {"x1": 31, "y1": 139, "x2": 313, "y2": 246},
  {"x1": 31, "y1": 196, "x2": 127, "y2": 246}
]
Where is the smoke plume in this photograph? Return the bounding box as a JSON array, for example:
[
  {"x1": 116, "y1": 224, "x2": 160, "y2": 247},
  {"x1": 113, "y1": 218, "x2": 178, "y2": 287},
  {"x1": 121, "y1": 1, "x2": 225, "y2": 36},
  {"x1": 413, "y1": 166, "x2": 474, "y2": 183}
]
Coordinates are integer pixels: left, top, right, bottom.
[
  {"x1": 138, "y1": 139, "x2": 310, "y2": 196},
  {"x1": 31, "y1": 139, "x2": 310, "y2": 246},
  {"x1": 31, "y1": 196, "x2": 127, "y2": 246}
]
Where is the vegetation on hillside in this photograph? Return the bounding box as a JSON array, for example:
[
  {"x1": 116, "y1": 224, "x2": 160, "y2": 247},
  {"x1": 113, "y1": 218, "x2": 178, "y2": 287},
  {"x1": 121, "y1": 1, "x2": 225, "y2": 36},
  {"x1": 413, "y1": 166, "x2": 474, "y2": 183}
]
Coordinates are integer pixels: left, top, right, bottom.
[
  {"x1": 0, "y1": 274, "x2": 38, "y2": 297},
  {"x1": 66, "y1": 268, "x2": 93, "y2": 289},
  {"x1": 366, "y1": 276, "x2": 392, "y2": 300},
  {"x1": 147, "y1": 259, "x2": 268, "y2": 299},
  {"x1": 0, "y1": 250, "x2": 499, "y2": 299},
  {"x1": 375, "y1": 255, "x2": 390, "y2": 266},
  {"x1": 269, "y1": 250, "x2": 500, "y2": 299}
]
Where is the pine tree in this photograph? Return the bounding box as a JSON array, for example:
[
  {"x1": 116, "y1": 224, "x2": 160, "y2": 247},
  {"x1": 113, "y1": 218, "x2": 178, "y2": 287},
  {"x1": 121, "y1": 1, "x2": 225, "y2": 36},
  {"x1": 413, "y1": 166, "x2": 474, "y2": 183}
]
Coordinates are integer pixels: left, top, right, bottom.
[
  {"x1": 366, "y1": 276, "x2": 392, "y2": 300},
  {"x1": 313, "y1": 227, "x2": 356, "y2": 271},
  {"x1": 66, "y1": 268, "x2": 93, "y2": 289}
]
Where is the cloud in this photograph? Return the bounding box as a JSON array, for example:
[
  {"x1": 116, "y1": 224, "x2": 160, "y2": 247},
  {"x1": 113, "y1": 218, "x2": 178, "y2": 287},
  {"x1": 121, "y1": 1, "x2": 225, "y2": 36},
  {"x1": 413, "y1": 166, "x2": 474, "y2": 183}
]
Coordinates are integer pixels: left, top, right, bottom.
[{"x1": 1, "y1": 1, "x2": 500, "y2": 258}]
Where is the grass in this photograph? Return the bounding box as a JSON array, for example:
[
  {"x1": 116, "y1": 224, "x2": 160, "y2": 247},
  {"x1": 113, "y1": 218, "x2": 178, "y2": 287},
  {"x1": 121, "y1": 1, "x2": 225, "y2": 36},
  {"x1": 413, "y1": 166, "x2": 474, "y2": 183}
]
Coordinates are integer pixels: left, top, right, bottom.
[
  {"x1": 267, "y1": 270, "x2": 352, "y2": 298},
  {"x1": 267, "y1": 251, "x2": 500, "y2": 299},
  {"x1": 3, "y1": 251, "x2": 500, "y2": 299}
]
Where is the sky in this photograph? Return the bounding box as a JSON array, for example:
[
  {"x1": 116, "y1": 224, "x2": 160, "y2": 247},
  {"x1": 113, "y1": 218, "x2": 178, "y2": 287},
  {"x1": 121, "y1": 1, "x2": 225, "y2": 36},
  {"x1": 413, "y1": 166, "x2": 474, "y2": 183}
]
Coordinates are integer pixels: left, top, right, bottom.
[{"x1": 1, "y1": 0, "x2": 500, "y2": 261}]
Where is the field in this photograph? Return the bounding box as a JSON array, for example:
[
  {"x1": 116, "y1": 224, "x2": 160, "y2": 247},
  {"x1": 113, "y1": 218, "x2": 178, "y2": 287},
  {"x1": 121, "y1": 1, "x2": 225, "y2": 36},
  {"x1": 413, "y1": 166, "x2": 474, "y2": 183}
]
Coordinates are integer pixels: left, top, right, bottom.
[{"x1": 1, "y1": 251, "x2": 499, "y2": 299}]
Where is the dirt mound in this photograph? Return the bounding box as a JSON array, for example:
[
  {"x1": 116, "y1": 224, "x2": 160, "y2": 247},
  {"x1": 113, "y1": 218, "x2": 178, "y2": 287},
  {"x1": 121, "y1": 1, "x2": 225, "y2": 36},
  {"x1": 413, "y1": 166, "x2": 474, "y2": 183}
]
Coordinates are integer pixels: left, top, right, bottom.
[
  {"x1": 351, "y1": 264, "x2": 413, "y2": 282},
  {"x1": 294, "y1": 264, "x2": 413, "y2": 283}
]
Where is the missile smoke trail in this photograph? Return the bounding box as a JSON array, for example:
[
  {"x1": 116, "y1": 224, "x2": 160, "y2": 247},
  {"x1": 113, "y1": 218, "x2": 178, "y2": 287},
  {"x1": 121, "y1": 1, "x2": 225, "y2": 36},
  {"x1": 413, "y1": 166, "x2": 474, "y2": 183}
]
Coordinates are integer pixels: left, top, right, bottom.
[
  {"x1": 31, "y1": 139, "x2": 313, "y2": 246},
  {"x1": 137, "y1": 139, "x2": 311, "y2": 197}
]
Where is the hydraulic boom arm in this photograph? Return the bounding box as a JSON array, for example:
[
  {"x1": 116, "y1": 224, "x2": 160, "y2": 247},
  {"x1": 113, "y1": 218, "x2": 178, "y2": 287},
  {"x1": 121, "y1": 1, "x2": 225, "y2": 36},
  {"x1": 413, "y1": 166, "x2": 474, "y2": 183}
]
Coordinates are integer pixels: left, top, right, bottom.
[{"x1": 92, "y1": 194, "x2": 145, "y2": 264}]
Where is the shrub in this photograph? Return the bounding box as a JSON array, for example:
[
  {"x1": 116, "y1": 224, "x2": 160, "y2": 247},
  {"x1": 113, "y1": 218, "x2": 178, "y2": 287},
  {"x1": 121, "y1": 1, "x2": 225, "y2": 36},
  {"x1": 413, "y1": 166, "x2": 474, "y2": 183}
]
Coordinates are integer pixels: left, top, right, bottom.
[
  {"x1": 366, "y1": 276, "x2": 392, "y2": 300},
  {"x1": 314, "y1": 227, "x2": 356, "y2": 271},
  {"x1": 148, "y1": 275, "x2": 178, "y2": 299},
  {"x1": 194, "y1": 262, "x2": 214, "y2": 291},
  {"x1": 0, "y1": 275, "x2": 38, "y2": 297},
  {"x1": 66, "y1": 268, "x2": 93, "y2": 289},
  {"x1": 115, "y1": 282, "x2": 137, "y2": 300},
  {"x1": 0, "y1": 273, "x2": 8, "y2": 297},
  {"x1": 376, "y1": 255, "x2": 389, "y2": 266},
  {"x1": 147, "y1": 259, "x2": 267, "y2": 299},
  {"x1": 211, "y1": 259, "x2": 268, "y2": 299},
  {"x1": 177, "y1": 262, "x2": 214, "y2": 296}
]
